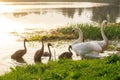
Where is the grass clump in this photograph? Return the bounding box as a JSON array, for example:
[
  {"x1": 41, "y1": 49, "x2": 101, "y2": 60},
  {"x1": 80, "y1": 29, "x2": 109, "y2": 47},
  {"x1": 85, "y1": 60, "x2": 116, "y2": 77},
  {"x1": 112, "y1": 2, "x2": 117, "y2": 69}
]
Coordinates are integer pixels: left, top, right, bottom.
[
  {"x1": 22, "y1": 23, "x2": 120, "y2": 41},
  {"x1": 57, "y1": 24, "x2": 120, "y2": 40},
  {"x1": 104, "y1": 54, "x2": 120, "y2": 64},
  {"x1": 1, "y1": 56, "x2": 120, "y2": 80}
]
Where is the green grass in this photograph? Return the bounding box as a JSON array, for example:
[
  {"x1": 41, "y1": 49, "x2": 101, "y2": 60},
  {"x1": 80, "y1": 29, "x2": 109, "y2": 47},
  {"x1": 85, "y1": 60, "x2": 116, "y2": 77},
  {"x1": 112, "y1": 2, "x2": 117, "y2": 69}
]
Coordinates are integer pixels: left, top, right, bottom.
[
  {"x1": 57, "y1": 24, "x2": 120, "y2": 40},
  {"x1": 23, "y1": 24, "x2": 120, "y2": 41},
  {"x1": 1, "y1": 54, "x2": 120, "y2": 80}
]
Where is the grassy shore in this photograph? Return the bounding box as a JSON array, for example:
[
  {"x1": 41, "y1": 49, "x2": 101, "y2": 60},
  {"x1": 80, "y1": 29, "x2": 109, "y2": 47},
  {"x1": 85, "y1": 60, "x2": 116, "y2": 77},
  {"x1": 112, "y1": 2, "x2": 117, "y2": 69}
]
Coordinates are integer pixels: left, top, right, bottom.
[
  {"x1": 22, "y1": 23, "x2": 120, "y2": 41},
  {"x1": 0, "y1": 54, "x2": 120, "y2": 80}
]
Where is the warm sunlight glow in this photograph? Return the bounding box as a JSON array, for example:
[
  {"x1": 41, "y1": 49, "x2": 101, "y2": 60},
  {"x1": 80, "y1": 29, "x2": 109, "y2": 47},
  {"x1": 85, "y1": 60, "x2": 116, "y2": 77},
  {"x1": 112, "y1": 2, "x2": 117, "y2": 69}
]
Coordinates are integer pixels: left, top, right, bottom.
[
  {"x1": 0, "y1": 15, "x2": 23, "y2": 47},
  {"x1": 0, "y1": 1, "x2": 119, "y2": 75},
  {"x1": 0, "y1": 15, "x2": 25, "y2": 33},
  {"x1": 0, "y1": 3, "x2": 15, "y2": 13},
  {"x1": 74, "y1": 2, "x2": 109, "y2": 8},
  {"x1": 77, "y1": 2, "x2": 94, "y2": 8}
]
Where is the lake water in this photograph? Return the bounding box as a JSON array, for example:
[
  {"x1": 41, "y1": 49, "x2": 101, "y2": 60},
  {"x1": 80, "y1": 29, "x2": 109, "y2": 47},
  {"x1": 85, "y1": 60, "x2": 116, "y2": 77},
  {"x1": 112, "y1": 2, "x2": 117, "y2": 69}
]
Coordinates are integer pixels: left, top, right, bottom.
[{"x1": 0, "y1": 2, "x2": 120, "y2": 75}]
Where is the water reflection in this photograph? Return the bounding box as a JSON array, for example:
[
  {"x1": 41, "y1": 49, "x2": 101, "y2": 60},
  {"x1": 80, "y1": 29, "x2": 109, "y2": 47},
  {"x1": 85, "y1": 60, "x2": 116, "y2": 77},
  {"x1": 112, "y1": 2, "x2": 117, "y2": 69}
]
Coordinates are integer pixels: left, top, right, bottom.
[
  {"x1": 11, "y1": 58, "x2": 26, "y2": 63},
  {"x1": 10, "y1": 5, "x2": 120, "y2": 23},
  {"x1": 92, "y1": 5, "x2": 120, "y2": 22},
  {"x1": 74, "y1": 8, "x2": 93, "y2": 23}
]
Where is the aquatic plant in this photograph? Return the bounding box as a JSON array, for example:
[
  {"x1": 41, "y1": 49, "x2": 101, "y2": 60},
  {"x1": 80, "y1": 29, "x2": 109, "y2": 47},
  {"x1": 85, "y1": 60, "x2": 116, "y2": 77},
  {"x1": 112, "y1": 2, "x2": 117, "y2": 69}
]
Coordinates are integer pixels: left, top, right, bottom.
[
  {"x1": 11, "y1": 23, "x2": 120, "y2": 41},
  {"x1": 1, "y1": 58, "x2": 120, "y2": 80}
]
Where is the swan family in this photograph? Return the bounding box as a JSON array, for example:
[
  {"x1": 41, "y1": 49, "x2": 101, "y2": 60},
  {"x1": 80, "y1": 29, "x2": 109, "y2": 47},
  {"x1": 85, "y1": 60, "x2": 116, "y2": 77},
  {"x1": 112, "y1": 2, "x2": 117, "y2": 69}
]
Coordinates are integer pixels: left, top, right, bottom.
[{"x1": 11, "y1": 20, "x2": 111, "y2": 63}]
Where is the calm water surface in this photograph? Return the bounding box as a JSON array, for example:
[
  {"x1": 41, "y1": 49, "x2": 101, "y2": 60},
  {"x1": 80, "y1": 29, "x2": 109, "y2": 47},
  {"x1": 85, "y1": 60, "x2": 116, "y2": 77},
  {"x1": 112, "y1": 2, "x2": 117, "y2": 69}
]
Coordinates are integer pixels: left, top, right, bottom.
[{"x1": 0, "y1": 2, "x2": 120, "y2": 75}]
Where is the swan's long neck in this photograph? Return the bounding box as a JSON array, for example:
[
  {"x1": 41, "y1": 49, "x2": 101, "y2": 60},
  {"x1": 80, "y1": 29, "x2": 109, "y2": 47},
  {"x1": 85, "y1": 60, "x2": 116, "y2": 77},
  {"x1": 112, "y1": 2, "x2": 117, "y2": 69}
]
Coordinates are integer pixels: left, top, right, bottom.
[
  {"x1": 41, "y1": 39, "x2": 44, "y2": 52},
  {"x1": 101, "y1": 23, "x2": 108, "y2": 51},
  {"x1": 68, "y1": 46, "x2": 72, "y2": 55},
  {"x1": 101, "y1": 23, "x2": 108, "y2": 44},
  {"x1": 72, "y1": 29, "x2": 83, "y2": 45},
  {"x1": 48, "y1": 45, "x2": 52, "y2": 61},
  {"x1": 24, "y1": 40, "x2": 27, "y2": 52},
  {"x1": 77, "y1": 29, "x2": 83, "y2": 42}
]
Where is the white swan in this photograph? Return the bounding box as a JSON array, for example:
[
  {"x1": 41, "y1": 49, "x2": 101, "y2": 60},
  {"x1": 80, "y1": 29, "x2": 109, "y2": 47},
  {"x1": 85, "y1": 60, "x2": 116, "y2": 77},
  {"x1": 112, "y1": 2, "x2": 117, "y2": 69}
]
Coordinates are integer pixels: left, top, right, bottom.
[
  {"x1": 72, "y1": 27, "x2": 84, "y2": 45},
  {"x1": 90, "y1": 20, "x2": 108, "y2": 52},
  {"x1": 71, "y1": 20, "x2": 108, "y2": 59}
]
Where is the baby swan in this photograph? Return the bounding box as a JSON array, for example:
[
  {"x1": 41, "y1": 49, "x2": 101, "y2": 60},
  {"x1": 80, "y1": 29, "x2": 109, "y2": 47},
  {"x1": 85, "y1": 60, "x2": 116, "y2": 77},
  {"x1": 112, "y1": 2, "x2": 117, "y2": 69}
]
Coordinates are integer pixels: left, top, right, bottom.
[
  {"x1": 42, "y1": 43, "x2": 53, "y2": 61},
  {"x1": 11, "y1": 39, "x2": 28, "y2": 61},
  {"x1": 59, "y1": 45, "x2": 73, "y2": 59},
  {"x1": 34, "y1": 38, "x2": 44, "y2": 63}
]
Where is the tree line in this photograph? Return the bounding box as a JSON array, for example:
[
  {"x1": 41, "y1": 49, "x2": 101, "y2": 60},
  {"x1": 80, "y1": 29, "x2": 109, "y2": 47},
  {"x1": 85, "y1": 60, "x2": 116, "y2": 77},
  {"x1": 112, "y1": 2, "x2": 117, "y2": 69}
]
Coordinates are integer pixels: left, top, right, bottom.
[{"x1": 0, "y1": 0, "x2": 119, "y2": 4}]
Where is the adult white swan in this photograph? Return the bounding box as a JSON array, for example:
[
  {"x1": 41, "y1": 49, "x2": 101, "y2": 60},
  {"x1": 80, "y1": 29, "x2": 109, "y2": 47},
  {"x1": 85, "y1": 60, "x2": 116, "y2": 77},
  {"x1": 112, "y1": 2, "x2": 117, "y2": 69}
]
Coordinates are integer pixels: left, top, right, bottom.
[
  {"x1": 71, "y1": 20, "x2": 108, "y2": 59},
  {"x1": 91, "y1": 20, "x2": 108, "y2": 52}
]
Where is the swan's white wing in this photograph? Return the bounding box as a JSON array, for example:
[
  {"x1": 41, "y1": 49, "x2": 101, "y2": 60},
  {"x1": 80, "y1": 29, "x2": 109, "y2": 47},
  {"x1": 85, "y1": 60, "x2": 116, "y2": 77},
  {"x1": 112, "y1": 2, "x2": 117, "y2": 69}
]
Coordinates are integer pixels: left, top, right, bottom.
[
  {"x1": 72, "y1": 42, "x2": 102, "y2": 55},
  {"x1": 72, "y1": 40, "x2": 83, "y2": 46},
  {"x1": 72, "y1": 42, "x2": 91, "y2": 55},
  {"x1": 85, "y1": 53, "x2": 102, "y2": 59},
  {"x1": 90, "y1": 40, "x2": 105, "y2": 48},
  {"x1": 89, "y1": 42, "x2": 102, "y2": 52}
]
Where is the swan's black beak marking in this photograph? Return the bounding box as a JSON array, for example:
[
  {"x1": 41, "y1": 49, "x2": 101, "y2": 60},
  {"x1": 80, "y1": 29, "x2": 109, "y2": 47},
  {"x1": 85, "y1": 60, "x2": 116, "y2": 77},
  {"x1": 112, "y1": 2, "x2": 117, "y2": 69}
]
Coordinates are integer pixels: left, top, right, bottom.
[
  {"x1": 48, "y1": 43, "x2": 53, "y2": 47},
  {"x1": 24, "y1": 39, "x2": 28, "y2": 42},
  {"x1": 72, "y1": 30, "x2": 75, "y2": 36},
  {"x1": 51, "y1": 45, "x2": 53, "y2": 47},
  {"x1": 105, "y1": 22, "x2": 107, "y2": 25},
  {"x1": 116, "y1": 47, "x2": 120, "y2": 51},
  {"x1": 69, "y1": 45, "x2": 72, "y2": 49}
]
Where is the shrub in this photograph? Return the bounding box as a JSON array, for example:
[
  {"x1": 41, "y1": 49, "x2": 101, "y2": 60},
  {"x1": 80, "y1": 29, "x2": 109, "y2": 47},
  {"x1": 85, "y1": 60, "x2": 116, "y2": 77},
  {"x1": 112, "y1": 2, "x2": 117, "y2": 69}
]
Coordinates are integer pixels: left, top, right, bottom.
[{"x1": 104, "y1": 54, "x2": 120, "y2": 63}]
